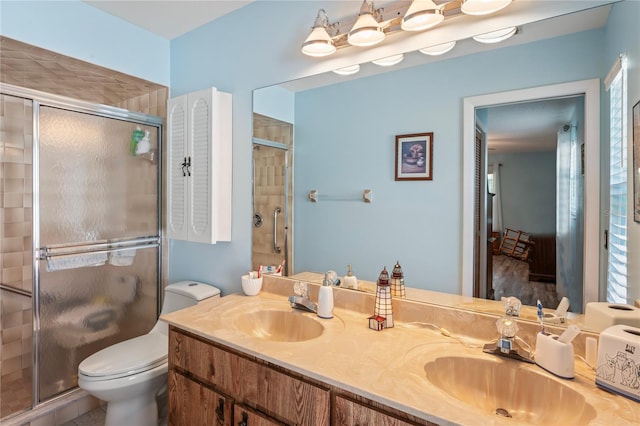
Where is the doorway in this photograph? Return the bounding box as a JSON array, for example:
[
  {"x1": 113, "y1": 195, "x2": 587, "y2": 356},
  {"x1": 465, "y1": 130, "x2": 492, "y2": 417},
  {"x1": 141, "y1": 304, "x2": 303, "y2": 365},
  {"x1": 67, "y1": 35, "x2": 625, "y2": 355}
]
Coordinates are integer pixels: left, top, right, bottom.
[
  {"x1": 462, "y1": 79, "x2": 600, "y2": 313},
  {"x1": 479, "y1": 96, "x2": 584, "y2": 309},
  {"x1": 252, "y1": 114, "x2": 293, "y2": 276}
]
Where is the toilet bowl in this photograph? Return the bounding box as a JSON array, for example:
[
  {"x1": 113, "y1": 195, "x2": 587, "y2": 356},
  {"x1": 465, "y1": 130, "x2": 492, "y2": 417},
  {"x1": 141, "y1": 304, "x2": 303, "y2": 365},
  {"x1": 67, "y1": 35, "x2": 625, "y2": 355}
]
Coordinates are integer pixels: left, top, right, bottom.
[{"x1": 78, "y1": 281, "x2": 220, "y2": 426}]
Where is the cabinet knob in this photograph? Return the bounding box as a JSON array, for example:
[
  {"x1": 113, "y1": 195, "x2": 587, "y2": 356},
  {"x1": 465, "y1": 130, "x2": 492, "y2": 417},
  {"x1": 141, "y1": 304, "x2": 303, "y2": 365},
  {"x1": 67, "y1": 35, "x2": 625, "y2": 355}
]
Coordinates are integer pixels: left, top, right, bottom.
[
  {"x1": 237, "y1": 411, "x2": 248, "y2": 426},
  {"x1": 181, "y1": 157, "x2": 188, "y2": 177},
  {"x1": 215, "y1": 398, "x2": 225, "y2": 423}
]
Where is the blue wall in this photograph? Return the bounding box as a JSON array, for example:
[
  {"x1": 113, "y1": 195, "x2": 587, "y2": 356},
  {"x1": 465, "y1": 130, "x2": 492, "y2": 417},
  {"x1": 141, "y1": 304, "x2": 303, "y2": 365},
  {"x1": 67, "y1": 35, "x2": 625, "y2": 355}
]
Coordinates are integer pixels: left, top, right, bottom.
[
  {"x1": 488, "y1": 152, "x2": 557, "y2": 235},
  {"x1": 292, "y1": 30, "x2": 604, "y2": 291}
]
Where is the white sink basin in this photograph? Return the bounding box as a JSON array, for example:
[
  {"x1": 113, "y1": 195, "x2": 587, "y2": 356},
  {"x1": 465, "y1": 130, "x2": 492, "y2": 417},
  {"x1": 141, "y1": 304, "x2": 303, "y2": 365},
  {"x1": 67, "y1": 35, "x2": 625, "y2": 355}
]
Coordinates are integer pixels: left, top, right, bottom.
[
  {"x1": 236, "y1": 310, "x2": 324, "y2": 342},
  {"x1": 425, "y1": 356, "x2": 596, "y2": 424}
]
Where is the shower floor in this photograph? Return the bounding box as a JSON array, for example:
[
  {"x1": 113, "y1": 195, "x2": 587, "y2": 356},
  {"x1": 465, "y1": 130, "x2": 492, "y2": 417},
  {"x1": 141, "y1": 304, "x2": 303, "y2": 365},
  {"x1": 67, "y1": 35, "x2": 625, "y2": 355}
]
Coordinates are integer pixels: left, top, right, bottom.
[{"x1": 0, "y1": 372, "x2": 32, "y2": 419}]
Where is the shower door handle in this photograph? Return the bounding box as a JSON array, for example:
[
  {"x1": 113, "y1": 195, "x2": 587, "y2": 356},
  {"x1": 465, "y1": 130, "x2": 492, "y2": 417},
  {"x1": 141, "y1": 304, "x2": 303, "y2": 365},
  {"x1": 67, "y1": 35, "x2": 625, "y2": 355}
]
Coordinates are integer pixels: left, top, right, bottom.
[{"x1": 273, "y1": 207, "x2": 282, "y2": 253}]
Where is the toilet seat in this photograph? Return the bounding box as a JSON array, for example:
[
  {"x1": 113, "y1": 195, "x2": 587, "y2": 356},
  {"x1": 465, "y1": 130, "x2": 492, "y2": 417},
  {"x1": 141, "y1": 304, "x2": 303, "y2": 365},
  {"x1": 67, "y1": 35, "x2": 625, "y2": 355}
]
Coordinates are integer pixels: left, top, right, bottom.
[{"x1": 79, "y1": 332, "x2": 168, "y2": 381}]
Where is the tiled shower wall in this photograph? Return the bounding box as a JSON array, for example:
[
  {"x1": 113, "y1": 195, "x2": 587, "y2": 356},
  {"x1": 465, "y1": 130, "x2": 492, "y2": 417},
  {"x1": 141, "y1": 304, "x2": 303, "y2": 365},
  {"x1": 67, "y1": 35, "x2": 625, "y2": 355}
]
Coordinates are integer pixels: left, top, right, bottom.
[
  {"x1": 0, "y1": 94, "x2": 34, "y2": 418},
  {"x1": 252, "y1": 113, "x2": 293, "y2": 274},
  {"x1": 0, "y1": 36, "x2": 168, "y2": 423}
]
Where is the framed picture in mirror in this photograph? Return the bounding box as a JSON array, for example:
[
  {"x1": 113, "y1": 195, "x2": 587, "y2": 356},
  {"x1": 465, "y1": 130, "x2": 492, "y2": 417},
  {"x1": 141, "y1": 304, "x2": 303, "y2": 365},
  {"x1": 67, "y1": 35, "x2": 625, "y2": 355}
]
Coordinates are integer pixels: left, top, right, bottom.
[
  {"x1": 633, "y1": 100, "x2": 640, "y2": 222},
  {"x1": 395, "y1": 132, "x2": 433, "y2": 181}
]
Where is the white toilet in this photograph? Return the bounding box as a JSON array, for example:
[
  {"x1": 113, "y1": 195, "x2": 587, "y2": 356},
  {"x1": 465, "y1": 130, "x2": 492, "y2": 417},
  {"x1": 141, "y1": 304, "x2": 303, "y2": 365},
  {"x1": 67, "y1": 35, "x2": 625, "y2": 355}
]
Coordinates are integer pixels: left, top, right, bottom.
[{"x1": 78, "y1": 281, "x2": 220, "y2": 426}]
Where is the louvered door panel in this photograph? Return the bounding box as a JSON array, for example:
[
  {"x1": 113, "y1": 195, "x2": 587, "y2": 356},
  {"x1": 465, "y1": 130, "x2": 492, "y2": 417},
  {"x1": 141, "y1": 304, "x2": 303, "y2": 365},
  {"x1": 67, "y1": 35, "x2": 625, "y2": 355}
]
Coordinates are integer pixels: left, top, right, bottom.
[
  {"x1": 167, "y1": 97, "x2": 188, "y2": 240},
  {"x1": 188, "y1": 91, "x2": 213, "y2": 243}
]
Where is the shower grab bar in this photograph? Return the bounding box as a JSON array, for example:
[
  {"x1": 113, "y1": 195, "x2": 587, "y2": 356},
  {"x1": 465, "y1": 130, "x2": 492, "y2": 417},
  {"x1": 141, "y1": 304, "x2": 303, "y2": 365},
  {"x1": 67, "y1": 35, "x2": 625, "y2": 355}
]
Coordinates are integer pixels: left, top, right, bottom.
[
  {"x1": 273, "y1": 207, "x2": 282, "y2": 254},
  {"x1": 0, "y1": 283, "x2": 32, "y2": 297},
  {"x1": 37, "y1": 236, "x2": 160, "y2": 260}
]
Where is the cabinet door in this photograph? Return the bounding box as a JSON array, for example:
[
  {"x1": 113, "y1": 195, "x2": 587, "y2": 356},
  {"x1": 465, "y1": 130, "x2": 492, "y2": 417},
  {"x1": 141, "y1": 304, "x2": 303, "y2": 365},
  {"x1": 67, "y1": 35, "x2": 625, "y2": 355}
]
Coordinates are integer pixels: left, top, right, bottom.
[
  {"x1": 169, "y1": 370, "x2": 233, "y2": 426},
  {"x1": 334, "y1": 396, "x2": 417, "y2": 426},
  {"x1": 256, "y1": 364, "x2": 330, "y2": 426},
  {"x1": 167, "y1": 95, "x2": 189, "y2": 240},
  {"x1": 234, "y1": 404, "x2": 282, "y2": 426},
  {"x1": 187, "y1": 88, "x2": 215, "y2": 244}
]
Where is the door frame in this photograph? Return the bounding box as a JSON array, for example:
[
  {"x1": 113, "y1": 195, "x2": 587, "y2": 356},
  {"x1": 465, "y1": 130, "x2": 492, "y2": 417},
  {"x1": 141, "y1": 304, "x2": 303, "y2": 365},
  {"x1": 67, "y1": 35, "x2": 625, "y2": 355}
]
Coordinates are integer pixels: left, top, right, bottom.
[{"x1": 461, "y1": 79, "x2": 600, "y2": 311}]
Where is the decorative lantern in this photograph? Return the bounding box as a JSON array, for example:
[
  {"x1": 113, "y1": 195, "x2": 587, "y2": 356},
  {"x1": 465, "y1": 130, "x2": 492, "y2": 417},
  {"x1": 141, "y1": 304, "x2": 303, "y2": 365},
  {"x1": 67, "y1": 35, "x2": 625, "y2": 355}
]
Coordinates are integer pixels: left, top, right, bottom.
[
  {"x1": 391, "y1": 261, "x2": 406, "y2": 298},
  {"x1": 373, "y1": 266, "x2": 394, "y2": 328}
]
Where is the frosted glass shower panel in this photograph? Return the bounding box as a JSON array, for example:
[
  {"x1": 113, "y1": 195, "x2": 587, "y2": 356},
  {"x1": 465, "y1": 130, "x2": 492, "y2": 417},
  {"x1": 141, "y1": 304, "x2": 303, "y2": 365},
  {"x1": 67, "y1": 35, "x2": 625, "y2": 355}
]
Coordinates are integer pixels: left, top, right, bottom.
[
  {"x1": 38, "y1": 107, "x2": 159, "y2": 244},
  {"x1": 37, "y1": 245, "x2": 158, "y2": 401}
]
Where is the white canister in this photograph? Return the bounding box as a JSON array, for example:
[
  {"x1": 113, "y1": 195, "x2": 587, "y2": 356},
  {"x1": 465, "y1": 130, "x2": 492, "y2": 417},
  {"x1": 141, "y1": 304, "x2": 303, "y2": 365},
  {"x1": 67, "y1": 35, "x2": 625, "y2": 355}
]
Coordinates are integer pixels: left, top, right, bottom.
[
  {"x1": 317, "y1": 282, "x2": 334, "y2": 319},
  {"x1": 241, "y1": 274, "x2": 263, "y2": 296}
]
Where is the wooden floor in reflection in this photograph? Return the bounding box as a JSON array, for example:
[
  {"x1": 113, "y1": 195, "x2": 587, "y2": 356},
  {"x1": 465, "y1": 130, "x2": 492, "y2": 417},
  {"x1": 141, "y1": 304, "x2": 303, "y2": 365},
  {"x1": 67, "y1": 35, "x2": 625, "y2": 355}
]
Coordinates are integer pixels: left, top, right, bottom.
[{"x1": 492, "y1": 254, "x2": 560, "y2": 309}]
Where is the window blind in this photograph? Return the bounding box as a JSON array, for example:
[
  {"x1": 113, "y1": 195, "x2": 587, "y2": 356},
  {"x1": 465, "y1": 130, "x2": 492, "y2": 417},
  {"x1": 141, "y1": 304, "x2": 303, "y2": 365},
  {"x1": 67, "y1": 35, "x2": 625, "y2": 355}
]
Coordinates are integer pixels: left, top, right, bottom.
[{"x1": 606, "y1": 55, "x2": 627, "y2": 303}]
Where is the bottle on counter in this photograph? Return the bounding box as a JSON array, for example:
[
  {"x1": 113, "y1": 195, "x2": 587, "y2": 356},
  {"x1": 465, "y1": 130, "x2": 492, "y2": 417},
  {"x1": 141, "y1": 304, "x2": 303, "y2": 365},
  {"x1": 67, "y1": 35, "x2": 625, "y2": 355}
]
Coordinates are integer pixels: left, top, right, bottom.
[
  {"x1": 317, "y1": 272, "x2": 334, "y2": 319},
  {"x1": 343, "y1": 264, "x2": 358, "y2": 290}
]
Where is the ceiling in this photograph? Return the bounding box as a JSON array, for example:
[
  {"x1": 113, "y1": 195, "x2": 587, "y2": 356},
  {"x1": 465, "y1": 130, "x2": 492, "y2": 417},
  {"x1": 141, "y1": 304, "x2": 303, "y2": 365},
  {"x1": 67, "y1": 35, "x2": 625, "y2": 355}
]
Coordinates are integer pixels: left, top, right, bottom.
[
  {"x1": 82, "y1": 0, "x2": 254, "y2": 39},
  {"x1": 81, "y1": 1, "x2": 603, "y2": 152},
  {"x1": 485, "y1": 97, "x2": 581, "y2": 153}
]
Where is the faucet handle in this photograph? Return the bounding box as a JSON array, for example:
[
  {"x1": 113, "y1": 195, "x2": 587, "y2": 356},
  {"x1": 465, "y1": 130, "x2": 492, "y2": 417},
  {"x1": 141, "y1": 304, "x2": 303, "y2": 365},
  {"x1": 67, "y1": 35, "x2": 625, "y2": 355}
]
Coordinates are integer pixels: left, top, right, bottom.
[
  {"x1": 501, "y1": 296, "x2": 522, "y2": 316},
  {"x1": 496, "y1": 316, "x2": 519, "y2": 338},
  {"x1": 293, "y1": 281, "x2": 309, "y2": 298}
]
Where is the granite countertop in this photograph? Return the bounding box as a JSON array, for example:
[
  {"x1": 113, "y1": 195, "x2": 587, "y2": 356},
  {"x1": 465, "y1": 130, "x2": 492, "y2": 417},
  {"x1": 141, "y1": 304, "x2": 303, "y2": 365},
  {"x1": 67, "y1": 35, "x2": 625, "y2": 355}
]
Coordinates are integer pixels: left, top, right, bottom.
[{"x1": 161, "y1": 290, "x2": 637, "y2": 425}]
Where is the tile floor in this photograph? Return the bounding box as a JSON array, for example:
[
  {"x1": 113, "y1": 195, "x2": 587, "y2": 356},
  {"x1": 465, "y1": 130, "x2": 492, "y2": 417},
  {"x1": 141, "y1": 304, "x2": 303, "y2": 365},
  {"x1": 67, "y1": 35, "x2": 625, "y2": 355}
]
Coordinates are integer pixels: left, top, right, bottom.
[{"x1": 58, "y1": 407, "x2": 105, "y2": 426}]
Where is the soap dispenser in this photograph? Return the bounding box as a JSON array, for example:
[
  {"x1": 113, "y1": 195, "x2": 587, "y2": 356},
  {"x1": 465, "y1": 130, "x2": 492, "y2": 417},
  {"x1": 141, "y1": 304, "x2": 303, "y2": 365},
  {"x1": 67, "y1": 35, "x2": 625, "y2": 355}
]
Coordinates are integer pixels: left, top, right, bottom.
[
  {"x1": 317, "y1": 272, "x2": 334, "y2": 319},
  {"x1": 343, "y1": 264, "x2": 358, "y2": 290}
]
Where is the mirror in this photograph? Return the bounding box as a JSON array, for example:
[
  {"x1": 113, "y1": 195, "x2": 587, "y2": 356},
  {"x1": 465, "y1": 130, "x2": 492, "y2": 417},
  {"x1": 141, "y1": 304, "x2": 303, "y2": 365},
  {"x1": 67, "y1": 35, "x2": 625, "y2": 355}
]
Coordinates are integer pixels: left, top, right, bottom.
[{"x1": 252, "y1": 4, "x2": 637, "y2": 328}]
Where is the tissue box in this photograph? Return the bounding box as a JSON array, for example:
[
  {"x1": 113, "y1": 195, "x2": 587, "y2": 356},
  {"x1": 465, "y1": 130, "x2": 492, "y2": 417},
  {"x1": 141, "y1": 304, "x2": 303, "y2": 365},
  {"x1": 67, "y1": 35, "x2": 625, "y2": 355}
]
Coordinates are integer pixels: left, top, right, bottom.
[
  {"x1": 595, "y1": 324, "x2": 640, "y2": 402},
  {"x1": 584, "y1": 302, "x2": 640, "y2": 332}
]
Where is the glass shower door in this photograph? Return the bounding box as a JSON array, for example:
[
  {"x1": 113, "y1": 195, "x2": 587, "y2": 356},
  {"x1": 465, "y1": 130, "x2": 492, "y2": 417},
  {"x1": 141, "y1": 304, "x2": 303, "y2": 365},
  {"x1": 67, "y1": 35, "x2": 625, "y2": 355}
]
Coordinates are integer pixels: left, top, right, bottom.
[{"x1": 35, "y1": 105, "x2": 161, "y2": 402}]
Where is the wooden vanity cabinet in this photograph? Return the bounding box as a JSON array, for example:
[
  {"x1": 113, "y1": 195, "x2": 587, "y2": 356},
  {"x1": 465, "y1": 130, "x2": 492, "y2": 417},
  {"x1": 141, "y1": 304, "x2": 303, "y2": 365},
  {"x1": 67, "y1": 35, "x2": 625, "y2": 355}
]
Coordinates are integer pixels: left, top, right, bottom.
[
  {"x1": 169, "y1": 327, "x2": 329, "y2": 425},
  {"x1": 168, "y1": 326, "x2": 434, "y2": 426}
]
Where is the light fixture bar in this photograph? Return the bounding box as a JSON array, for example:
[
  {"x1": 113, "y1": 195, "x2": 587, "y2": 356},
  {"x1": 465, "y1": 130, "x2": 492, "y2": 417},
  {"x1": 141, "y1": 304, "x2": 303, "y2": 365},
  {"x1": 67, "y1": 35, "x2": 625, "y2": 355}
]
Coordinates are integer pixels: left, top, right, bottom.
[{"x1": 301, "y1": 0, "x2": 515, "y2": 57}]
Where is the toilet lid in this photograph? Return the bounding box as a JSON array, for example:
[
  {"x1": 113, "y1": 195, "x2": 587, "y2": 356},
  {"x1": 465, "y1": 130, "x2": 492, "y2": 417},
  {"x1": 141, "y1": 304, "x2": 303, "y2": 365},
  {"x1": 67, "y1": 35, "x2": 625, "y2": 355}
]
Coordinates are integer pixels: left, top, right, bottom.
[{"x1": 79, "y1": 332, "x2": 168, "y2": 379}]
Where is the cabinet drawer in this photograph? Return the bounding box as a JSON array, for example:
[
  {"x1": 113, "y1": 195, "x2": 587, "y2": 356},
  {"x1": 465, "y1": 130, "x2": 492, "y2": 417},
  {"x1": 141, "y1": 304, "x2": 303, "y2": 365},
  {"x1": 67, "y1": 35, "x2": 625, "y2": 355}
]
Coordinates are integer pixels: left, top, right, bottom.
[
  {"x1": 169, "y1": 370, "x2": 233, "y2": 426},
  {"x1": 170, "y1": 328, "x2": 258, "y2": 397},
  {"x1": 334, "y1": 396, "x2": 418, "y2": 426}
]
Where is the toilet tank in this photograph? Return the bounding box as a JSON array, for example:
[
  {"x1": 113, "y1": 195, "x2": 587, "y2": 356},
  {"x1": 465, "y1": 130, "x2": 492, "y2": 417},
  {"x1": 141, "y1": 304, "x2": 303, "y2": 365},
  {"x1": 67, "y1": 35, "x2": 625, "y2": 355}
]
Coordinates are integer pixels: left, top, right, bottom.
[{"x1": 151, "y1": 281, "x2": 221, "y2": 335}]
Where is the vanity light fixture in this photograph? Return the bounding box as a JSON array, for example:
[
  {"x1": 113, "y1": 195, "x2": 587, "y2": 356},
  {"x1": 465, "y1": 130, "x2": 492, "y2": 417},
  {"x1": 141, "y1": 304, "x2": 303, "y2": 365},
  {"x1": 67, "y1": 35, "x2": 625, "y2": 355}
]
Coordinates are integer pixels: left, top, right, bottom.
[
  {"x1": 473, "y1": 26, "x2": 517, "y2": 44},
  {"x1": 419, "y1": 41, "x2": 457, "y2": 56},
  {"x1": 332, "y1": 64, "x2": 361, "y2": 75},
  {"x1": 348, "y1": 0, "x2": 385, "y2": 47},
  {"x1": 300, "y1": 0, "x2": 515, "y2": 58},
  {"x1": 461, "y1": 0, "x2": 512, "y2": 16},
  {"x1": 301, "y1": 9, "x2": 338, "y2": 57},
  {"x1": 372, "y1": 54, "x2": 404, "y2": 66},
  {"x1": 401, "y1": 0, "x2": 444, "y2": 32}
]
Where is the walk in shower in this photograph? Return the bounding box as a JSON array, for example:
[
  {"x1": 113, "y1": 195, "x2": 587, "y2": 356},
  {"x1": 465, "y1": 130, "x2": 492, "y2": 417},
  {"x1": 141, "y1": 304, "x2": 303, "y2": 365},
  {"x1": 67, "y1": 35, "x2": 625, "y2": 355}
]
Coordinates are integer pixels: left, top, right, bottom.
[
  {"x1": 252, "y1": 113, "x2": 293, "y2": 275},
  {"x1": 0, "y1": 86, "x2": 163, "y2": 420}
]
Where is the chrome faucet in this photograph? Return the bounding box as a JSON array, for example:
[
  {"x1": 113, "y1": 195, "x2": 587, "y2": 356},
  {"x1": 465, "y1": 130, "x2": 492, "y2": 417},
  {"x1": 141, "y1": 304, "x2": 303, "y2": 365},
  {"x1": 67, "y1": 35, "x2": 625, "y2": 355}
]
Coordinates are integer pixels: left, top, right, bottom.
[
  {"x1": 288, "y1": 281, "x2": 317, "y2": 313},
  {"x1": 483, "y1": 297, "x2": 534, "y2": 363}
]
